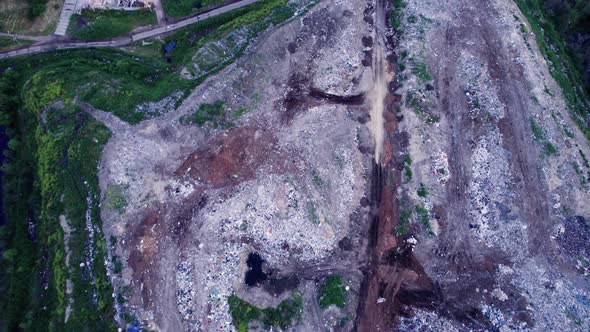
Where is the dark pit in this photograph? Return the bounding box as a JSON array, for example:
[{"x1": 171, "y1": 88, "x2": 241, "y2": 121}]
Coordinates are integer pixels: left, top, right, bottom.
[{"x1": 245, "y1": 252, "x2": 269, "y2": 286}]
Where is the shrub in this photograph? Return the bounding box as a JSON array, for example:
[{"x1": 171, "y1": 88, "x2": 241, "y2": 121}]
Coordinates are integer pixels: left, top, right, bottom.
[{"x1": 318, "y1": 275, "x2": 347, "y2": 309}]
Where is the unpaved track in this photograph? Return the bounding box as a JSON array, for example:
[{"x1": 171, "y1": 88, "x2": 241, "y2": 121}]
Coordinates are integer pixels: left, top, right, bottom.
[
  {"x1": 355, "y1": 0, "x2": 405, "y2": 330},
  {"x1": 368, "y1": 33, "x2": 387, "y2": 162}
]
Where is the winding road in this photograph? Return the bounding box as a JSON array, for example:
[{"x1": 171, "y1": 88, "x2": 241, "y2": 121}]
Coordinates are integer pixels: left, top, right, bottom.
[{"x1": 0, "y1": 0, "x2": 259, "y2": 59}]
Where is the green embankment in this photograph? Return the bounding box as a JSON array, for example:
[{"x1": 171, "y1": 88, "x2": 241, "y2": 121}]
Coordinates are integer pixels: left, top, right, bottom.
[
  {"x1": 515, "y1": 0, "x2": 590, "y2": 142},
  {"x1": 68, "y1": 9, "x2": 157, "y2": 41},
  {"x1": 0, "y1": 68, "x2": 115, "y2": 331},
  {"x1": 1, "y1": 49, "x2": 188, "y2": 124},
  {"x1": 0, "y1": 1, "x2": 304, "y2": 330},
  {"x1": 164, "y1": 0, "x2": 294, "y2": 68}
]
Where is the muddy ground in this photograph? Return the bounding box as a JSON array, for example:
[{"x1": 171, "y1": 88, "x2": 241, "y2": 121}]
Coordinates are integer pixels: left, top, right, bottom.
[{"x1": 94, "y1": 0, "x2": 590, "y2": 331}]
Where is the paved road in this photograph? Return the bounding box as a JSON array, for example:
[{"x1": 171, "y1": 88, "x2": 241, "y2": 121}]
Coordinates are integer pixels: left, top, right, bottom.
[
  {"x1": 152, "y1": 0, "x2": 167, "y2": 25},
  {"x1": 0, "y1": 0, "x2": 259, "y2": 59},
  {"x1": 55, "y1": 0, "x2": 79, "y2": 36}
]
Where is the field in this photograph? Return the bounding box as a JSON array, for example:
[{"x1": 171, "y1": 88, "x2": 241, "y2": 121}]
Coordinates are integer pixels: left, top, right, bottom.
[
  {"x1": 68, "y1": 9, "x2": 157, "y2": 41},
  {"x1": 162, "y1": 0, "x2": 227, "y2": 19},
  {"x1": 0, "y1": 37, "x2": 33, "y2": 52},
  {"x1": 0, "y1": 0, "x2": 63, "y2": 35}
]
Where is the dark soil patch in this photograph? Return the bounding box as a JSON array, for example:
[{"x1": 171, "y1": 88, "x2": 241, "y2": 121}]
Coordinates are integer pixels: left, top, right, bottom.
[{"x1": 175, "y1": 126, "x2": 289, "y2": 188}]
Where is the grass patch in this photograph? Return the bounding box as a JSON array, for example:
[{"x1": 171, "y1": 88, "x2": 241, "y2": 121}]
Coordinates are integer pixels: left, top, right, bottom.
[
  {"x1": 411, "y1": 59, "x2": 432, "y2": 81},
  {"x1": 417, "y1": 183, "x2": 428, "y2": 197},
  {"x1": 318, "y1": 275, "x2": 347, "y2": 309},
  {"x1": 163, "y1": 0, "x2": 226, "y2": 18},
  {"x1": 415, "y1": 205, "x2": 430, "y2": 228},
  {"x1": 395, "y1": 210, "x2": 412, "y2": 235},
  {"x1": 122, "y1": 38, "x2": 166, "y2": 57},
  {"x1": 0, "y1": 36, "x2": 33, "y2": 51},
  {"x1": 389, "y1": 0, "x2": 406, "y2": 30},
  {"x1": 180, "y1": 100, "x2": 230, "y2": 127},
  {"x1": 106, "y1": 184, "x2": 127, "y2": 213},
  {"x1": 68, "y1": 9, "x2": 157, "y2": 41},
  {"x1": 530, "y1": 118, "x2": 558, "y2": 155},
  {"x1": 233, "y1": 107, "x2": 249, "y2": 118},
  {"x1": 405, "y1": 92, "x2": 423, "y2": 115},
  {"x1": 403, "y1": 154, "x2": 413, "y2": 183},
  {"x1": 2, "y1": 48, "x2": 189, "y2": 124},
  {"x1": 228, "y1": 292, "x2": 303, "y2": 332}
]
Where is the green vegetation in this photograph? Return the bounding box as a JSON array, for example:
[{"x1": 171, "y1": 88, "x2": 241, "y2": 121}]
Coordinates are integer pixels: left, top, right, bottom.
[
  {"x1": 0, "y1": 68, "x2": 115, "y2": 330},
  {"x1": 389, "y1": 0, "x2": 406, "y2": 30},
  {"x1": 515, "y1": 0, "x2": 590, "y2": 142},
  {"x1": 123, "y1": 38, "x2": 166, "y2": 57},
  {"x1": 180, "y1": 100, "x2": 227, "y2": 126},
  {"x1": 530, "y1": 118, "x2": 557, "y2": 155},
  {"x1": 395, "y1": 210, "x2": 412, "y2": 235},
  {"x1": 580, "y1": 149, "x2": 590, "y2": 169},
  {"x1": 531, "y1": 118, "x2": 545, "y2": 141},
  {"x1": 29, "y1": 0, "x2": 46, "y2": 18},
  {"x1": 307, "y1": 201, "x2": 320, "y2": 224},
  {"x1": 403, "y1": 154, "x2": 413, "y2": 183},
  {"x1": 544, "y1": 142, "x2": 557, "y2": 155},
  {"x1": 165, "y1": 0, "x2": 295, "y2": 70},
  {"x1": 417, "y1": 183, "x2": 428, "y2": 197},
  {"x1": 68, "y1": 9, "x2": 157, "y2": 41},
  {"x1": 106, "y1": 184, "x2": 128, "y2": 213},
  {"x1": 233, "y1": 107, "x2": 249, "y2": 118},
  {"x1": 312, "y1": 169, "x2": 324, "y2": 189},
  {"x1": 163, "y1": 0, "x2": 226, "y2": 18},
  {"x1": 1, "y1": 48, "x2": 188, "y2": 123},
  {"x1": 180, "y1": 101, "x2": 249, "y2": 126},
  {"x1": 228, "y1": 292, "x2": 303, "y2": 332},
  {"x1": 0, "y1": 36, "x2": 33, "y2": 51},
  {"x1": 411, "y1": 59, "x2": 432, "y2": 81},
  {"x1": 318, "y1": 275, "x2": 347, "y2": 309},
  {"x1": 415, "y1": 205, "x2": 430, "y2": 229},
  {"x1": 405, "y1": 92, "x2": 423, "y2": 115}
]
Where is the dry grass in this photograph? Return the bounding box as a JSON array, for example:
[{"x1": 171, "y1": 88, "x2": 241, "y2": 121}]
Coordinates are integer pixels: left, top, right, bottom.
[{"x1": 0, "y1": 0, "x2": 63, "y2": 35}]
